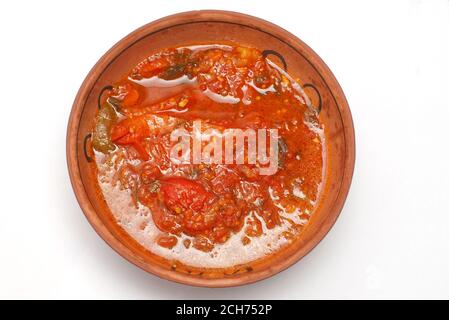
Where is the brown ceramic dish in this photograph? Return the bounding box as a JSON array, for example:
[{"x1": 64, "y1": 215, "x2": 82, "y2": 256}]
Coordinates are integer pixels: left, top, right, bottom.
[{"x1": 67, "y1": 10, "x2": 355, "y2": 287}]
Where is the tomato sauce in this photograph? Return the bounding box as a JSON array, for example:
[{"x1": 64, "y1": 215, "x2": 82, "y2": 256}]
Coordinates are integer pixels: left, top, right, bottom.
[{"x1": 92, "y1": 44, "x2": 324, "y2": 267}]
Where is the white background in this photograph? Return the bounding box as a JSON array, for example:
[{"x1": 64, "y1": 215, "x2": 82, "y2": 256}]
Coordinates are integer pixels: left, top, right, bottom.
[{"x1": 0, "y1": 0, "x2": 448, "y2": 299}]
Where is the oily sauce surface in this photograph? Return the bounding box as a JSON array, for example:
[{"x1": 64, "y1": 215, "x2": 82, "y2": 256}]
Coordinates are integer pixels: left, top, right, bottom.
[{"x1": 92, "y1": 44, "x2": 324, "y2": 267}]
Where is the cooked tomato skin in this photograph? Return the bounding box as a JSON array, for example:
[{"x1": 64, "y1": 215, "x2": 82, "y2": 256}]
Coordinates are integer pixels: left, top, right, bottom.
[
  {"x1": 149, "y1": 204, "x2": 183, "y2": 235},
  {"x1": 160, "y1": 177, "x2": 218, "y2": 236},
  {"x1": 111, "y1": 83, "x2": 140, "y2": 107},
  {"x1": 160, "y1": 177, "x2": 215, "y2": 212},
  {"x1": 110, "y1": 116, "x2": 150, "y2": 160}
]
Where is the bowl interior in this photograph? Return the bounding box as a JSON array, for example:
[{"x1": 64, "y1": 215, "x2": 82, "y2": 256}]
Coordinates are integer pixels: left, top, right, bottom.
[{"x1": 67, "y1": 11, "x2": 354, "y2": 287}]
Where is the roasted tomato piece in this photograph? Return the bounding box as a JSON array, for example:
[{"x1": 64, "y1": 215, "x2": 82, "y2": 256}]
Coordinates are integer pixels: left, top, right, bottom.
[
  {"x1": 160, "y1": 177, "x2": 215, "y2": 213},
  {"x1": 111, "y1": 83, "x2": 140, "y2": 108},
  {"x1": 110, "y1": 116, "x2": 150, "y2": 160},
  {"x1": 111, "y1": 116, "x2": 150, "y2": 142}
]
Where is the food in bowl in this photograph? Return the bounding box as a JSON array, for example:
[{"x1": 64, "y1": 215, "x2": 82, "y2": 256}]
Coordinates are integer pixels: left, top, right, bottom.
[{"x1": 91, "y1": 44, "x2": 324, "y2": 269}]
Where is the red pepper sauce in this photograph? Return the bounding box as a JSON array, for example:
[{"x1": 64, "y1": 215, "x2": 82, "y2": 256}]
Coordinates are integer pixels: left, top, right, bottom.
[{"x1": 92, "y1": 45, "x2": 324, "y2": 257}]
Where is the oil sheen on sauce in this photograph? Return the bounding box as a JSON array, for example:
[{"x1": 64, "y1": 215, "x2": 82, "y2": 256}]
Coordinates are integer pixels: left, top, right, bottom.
[{"x1": 93, "y1": 44, "x2": 325, "y2": 268}]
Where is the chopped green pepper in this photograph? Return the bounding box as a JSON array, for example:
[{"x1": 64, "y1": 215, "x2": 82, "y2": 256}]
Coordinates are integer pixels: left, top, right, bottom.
[{"x1": 92, "y1": 102, "x2": 118, "y2": 154}]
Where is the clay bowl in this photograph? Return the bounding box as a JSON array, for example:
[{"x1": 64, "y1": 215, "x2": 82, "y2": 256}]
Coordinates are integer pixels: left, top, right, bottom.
[{"x1": 67, "y1": 10, "x2": 355, "y2": 287}]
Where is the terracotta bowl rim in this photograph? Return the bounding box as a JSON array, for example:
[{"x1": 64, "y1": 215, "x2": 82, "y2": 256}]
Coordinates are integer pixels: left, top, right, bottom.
[{"x1": 66, "y1": 9, "x2": 355, "y2": 287}]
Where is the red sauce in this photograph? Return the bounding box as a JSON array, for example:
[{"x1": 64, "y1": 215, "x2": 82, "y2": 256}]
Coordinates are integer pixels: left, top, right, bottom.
[{"x1": 92, "y1": 45, "x2": 324, "y2": 254}]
